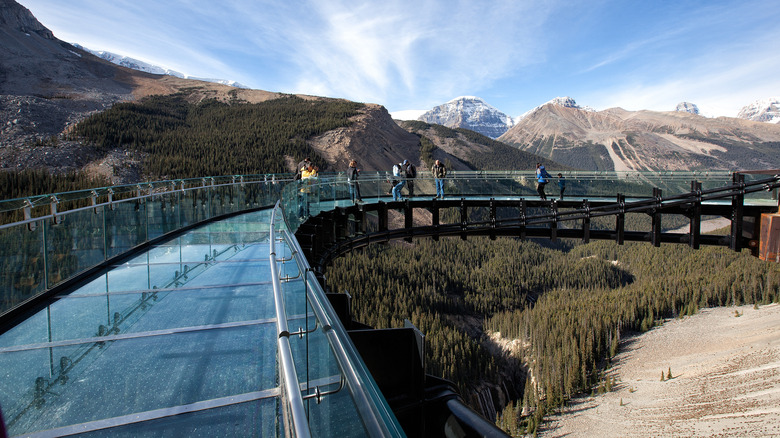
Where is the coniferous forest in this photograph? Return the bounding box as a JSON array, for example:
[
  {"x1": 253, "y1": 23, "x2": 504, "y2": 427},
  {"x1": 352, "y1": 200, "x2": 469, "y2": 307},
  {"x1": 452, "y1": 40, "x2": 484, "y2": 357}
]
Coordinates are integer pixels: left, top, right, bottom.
[
  {"x1": 67, "y1": 94, "x2": 362, "y2": 179},
  {"x1": 324, "y1": 237, "x2": 780, "y2": 436}
]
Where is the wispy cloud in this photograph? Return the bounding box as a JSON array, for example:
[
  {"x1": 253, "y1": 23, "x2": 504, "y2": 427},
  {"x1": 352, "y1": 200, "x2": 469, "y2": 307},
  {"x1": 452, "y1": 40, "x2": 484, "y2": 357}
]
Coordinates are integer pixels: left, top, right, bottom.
[{"x1": 16, "y1": 0, "x2": 780, "y2": 116}]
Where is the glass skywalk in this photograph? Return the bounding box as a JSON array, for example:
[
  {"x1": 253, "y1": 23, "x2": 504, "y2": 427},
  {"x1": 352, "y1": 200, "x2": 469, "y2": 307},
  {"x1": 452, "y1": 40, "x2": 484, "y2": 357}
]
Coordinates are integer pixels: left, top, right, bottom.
[
  {"x1": 0, "y1": 208, "x2": 400, "y2": 437},
  {"x1": 1, "y1": 169, "x2": 776, "y2": 437}
]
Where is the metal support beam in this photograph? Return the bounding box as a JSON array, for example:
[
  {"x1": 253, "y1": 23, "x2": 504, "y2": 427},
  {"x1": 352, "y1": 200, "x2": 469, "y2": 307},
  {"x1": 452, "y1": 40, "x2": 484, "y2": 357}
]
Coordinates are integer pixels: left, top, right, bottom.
[
  {"x1": 489, "y1": 198, "x2": 497, "y2": 241},
  {"x1": 550, "y1": 200, "x2": 558, "y2": 242},
  {"x1": 335, "y1": 208, "x2": 347, "y2": 242},
  {"x1": 378, "y1": 202, "x2": 388, "y2": 235},
  {"x1": 582, "y1": 199, "x2": 590, "y2": 244},
  {"x1": 404, "y1": 200, "x2": 413, "y2": 243},
  {"x1": 616, "y1": 194, "x2": 625, "y2": 245},
  {"x1": 518, "y1": 199, "x2": 526, "y2": 239},
  {"x1": 356, "y1": 205, "x2": 366, "y2": 236},
  {"x1": 651, "y1": 188, "x2": 662, "y2": 247},
  {"x1": 731, "y1": 173, "x2": 744, "y2": 251},
  {"x1": 690, "y1": 181, "x2": 702, "y2": 249},
  {"x1": 460, "y1": 199, "x2": 467, "y2": 241},
  {"x1": 431, "y1": 199, "x2": 439, "y2": 242}
]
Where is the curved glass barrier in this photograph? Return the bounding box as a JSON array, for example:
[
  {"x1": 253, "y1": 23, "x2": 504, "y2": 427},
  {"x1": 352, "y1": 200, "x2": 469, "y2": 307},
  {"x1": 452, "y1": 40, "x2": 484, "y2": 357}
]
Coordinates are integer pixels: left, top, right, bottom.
[
  {"x1": 2, "y1": 170, "x2": 777, "y2": 318},
  {"x1": 0, "y1": 169, "x2": 777, "y2": 437}
]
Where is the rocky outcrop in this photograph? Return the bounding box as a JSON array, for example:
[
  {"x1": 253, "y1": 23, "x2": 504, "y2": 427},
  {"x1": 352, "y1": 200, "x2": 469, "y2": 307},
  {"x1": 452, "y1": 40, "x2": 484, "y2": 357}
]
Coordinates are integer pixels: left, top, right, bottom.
[
  {"x1": 0, "y1": 0, "x2": 53, "y2": 39},
  {"x1": 308, "y1": 103, "x2": 421, "y2": 172}
]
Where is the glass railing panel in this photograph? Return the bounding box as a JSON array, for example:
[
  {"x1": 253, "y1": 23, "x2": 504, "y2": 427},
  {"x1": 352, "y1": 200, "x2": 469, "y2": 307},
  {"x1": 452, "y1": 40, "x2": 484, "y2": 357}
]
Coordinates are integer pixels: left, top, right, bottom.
[
  {"x1": 104, "y1": 200, "x2": 149, "y2": 259},
  {"x1": 1, "y1": 324, "x2": 277, "y2": 437},
  {"x1": 741, "y1": 172, "x2": 780, "y2": 204},
  {"x1": 179, "y1": 188, "x2": 211, "y2": 228},
  {"x1": 307, "y1": 385, "x2": 376, "y2": 438},
  {"x1": 74, "y1": 398, "x2": 279, "y2": 438},
  {"x1": 44, "y1": 209, "x2": 106, "y2": 291},
  {"x1": 145, "y1": 192, "x2": 181, "y2": 240},
  {"x1": 0, "y1": 219, "x2": 46, "y2": 313}
]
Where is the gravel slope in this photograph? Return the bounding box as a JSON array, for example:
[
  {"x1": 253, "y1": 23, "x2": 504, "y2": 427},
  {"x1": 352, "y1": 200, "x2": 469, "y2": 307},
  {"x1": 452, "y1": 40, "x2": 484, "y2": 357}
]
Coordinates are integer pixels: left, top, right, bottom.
[{"x1": 540, "y1": 303, "x2": 780, "y2": 438}]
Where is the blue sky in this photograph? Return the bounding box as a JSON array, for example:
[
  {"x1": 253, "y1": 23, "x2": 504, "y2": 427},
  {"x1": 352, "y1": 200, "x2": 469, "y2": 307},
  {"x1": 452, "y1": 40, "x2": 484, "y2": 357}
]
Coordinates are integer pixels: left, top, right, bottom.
[{"x1": 19, "y1": 0, "x2": 780, "y2": 119}]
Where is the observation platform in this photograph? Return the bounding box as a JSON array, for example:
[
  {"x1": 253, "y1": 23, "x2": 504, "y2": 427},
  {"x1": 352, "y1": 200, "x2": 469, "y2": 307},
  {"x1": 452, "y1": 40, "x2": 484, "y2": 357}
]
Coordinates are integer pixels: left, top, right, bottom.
[{"x1": 0, "y1": 170, "x2": 778, "y2": 437}]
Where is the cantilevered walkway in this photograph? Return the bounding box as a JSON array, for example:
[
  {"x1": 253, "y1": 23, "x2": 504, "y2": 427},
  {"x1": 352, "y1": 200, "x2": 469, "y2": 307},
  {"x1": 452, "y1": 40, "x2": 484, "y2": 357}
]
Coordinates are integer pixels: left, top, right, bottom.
[{"x1": 0, "y1": 170, "x2": 778, "y2": 437}]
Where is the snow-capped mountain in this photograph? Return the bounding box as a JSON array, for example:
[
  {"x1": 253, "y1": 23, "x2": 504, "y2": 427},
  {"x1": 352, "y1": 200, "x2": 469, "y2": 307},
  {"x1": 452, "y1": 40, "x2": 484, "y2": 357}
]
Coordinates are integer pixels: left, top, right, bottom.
[
  {"x1": 675, "y1": 102, "x2": 700, "y2": 115},
  {"x1": 418, "y1": 96, "x2": 514, "y2": 138},
  {"x1": 74, "y1": 44, "x2": 249, "y2": 89},
  {"x1": 737, "y1": 98, "x2": 780, "y2": 124}
]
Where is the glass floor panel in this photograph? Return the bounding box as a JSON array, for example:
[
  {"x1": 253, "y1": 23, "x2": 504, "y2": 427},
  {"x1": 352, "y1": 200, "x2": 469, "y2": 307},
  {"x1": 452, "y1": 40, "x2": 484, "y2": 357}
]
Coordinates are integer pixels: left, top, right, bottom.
[
  {"x1": 0, "y1": 209, "x2": 290, "y2": 437},
  {"x1": 1, "y1": 324, "x2": 277, "y2": 435}
]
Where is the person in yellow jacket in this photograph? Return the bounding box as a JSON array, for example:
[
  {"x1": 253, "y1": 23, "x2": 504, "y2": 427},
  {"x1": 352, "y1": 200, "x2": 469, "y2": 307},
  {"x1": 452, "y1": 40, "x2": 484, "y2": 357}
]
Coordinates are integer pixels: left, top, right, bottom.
[{"x1": 298, "y1": 163, "x2": 318, "y2": 218}]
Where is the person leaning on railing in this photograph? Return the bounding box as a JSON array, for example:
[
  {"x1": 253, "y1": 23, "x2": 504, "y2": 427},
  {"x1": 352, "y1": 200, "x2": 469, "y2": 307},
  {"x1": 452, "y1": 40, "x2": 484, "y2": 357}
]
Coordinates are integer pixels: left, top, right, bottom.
[{"x1": 432, "y1": 159, "x2": 447, "y2": 199}]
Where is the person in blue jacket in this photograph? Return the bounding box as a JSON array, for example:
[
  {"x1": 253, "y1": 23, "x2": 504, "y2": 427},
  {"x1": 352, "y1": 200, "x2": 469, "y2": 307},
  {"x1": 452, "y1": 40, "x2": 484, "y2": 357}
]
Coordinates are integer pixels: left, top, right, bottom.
[{"x1": 536, "y1": 163, "x2": 552, "y2": 200}]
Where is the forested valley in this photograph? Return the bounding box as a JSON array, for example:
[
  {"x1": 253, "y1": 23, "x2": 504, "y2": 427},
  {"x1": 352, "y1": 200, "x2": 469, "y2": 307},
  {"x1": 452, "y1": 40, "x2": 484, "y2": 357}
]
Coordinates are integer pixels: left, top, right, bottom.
[{"x1": 324, "y1": 236, "x2": 780, "y2": 436}]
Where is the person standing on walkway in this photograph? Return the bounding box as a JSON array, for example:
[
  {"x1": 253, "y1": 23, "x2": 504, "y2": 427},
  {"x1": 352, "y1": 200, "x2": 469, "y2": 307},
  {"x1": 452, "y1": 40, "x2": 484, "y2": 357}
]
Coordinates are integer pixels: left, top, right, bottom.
[
  {"x1": 557, "y1": 173, "x2": 566, "y2": 200},
  {"x1": 405, "y1": 160, "x2": 417, "y2": 197},
  {"x1": 536, "y1": 163, "x2": 551, "y2": 200},
  {"x1": 298, "y1": 163, "x2": 318, "y2": 218},
  {"x1": 391, "y1": 161, "x2": 406, "y2": 201},
  {"x1": 432, "y1": 159, "x2": 447, "y2": 198},
  {"x1": 295, "y1": 157, "x2": 311, "y2": 180},
  {"x1": 347, "y1": 160, "x2": 362, "y2": 203}
]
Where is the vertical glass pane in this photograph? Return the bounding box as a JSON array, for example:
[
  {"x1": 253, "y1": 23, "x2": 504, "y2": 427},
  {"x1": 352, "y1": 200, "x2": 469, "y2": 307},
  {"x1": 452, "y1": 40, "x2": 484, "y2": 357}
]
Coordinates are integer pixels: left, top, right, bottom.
[
  {"x1": 45, "y1": 209, "x2": 105, "y2": 290},
  {"x1": 0, "y1": 220, "x2": 45, "y2": 314},
  {"x1": 105, "y1": 200, "x2": 147, "y2": 259}
]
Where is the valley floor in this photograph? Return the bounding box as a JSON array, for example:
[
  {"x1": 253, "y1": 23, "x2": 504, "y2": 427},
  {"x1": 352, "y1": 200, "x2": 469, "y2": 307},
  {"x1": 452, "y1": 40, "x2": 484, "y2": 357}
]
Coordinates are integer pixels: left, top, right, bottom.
[{"x1": 539, "y1": 303, "x2": 780, "y2": 438}]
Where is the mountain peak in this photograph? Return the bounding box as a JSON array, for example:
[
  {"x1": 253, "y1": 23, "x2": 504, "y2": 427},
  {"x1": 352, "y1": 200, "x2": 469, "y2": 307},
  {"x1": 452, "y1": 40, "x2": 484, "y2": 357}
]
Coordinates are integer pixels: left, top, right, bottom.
[
  {"x1": 448, "y1": 95, "x2": 483, "y2": 103},
  {"x1": 547, "y1": 96, "x2": 579, "y2": 108},
  {"x1": 675, "y1": 102, "x2": 700, "y2": 115},
  {"x1": 418, "y1": 96, "x2": 514, "y2": 138},
  {"x1": 737, "y1": 98, "x2": 780, "y2": 124}
]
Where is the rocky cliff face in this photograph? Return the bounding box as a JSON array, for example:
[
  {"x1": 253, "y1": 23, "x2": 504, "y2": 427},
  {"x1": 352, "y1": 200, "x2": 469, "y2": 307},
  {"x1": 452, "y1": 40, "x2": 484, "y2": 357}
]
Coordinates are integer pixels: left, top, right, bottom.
[
  {"x1": 418, "y1": 96, "x2": 514, "y2": 139},
  {"x1": 499, "y1": 103, "x2": 780, "y2": 172},
  {"x1": 308, "y1": 104, "x2": 422, "y2": 172},
  {"x1": 0, "y1": 0, "x2": 53, "y2": 38}
]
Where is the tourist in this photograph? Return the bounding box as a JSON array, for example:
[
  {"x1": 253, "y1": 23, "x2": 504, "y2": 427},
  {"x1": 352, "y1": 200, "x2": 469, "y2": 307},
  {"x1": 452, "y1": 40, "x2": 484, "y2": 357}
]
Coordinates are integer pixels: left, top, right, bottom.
[
  {"x1": 347, "y1": 160, "x2": 362, "y2": 203},
  {"x1": 432, "y1": 159, "x2": 447, "y2": 198},
  {"x1": 536, "y1": 163, "x2": 551, "y2": 200}
]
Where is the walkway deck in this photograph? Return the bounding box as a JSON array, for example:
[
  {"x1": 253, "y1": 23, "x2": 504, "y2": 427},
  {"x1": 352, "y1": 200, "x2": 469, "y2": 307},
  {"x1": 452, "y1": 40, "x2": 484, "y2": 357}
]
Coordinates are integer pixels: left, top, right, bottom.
[{"x1": 0, "y1": 208, "x2": 389, "y2": 437}]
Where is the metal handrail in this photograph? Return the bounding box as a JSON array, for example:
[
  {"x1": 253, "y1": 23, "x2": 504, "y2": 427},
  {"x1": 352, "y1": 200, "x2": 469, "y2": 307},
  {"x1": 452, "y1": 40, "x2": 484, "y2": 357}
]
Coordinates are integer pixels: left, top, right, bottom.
[
  {"x1": 0, "y1": 170, "x2": 746, "y2": 222},
  {"x1": 281, "y1": 228, "x2": 404, "y2": 437},
  {"x1": 269, "y1": 202, "x2": 311, "y2": 438}
]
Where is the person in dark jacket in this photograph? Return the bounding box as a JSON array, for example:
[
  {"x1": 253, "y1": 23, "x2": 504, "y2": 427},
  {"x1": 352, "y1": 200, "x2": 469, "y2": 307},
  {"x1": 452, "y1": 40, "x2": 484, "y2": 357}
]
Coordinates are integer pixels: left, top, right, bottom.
[
  {"x1": 432, "y1": 159, "x2": 446, "y2": 198},
  {"x1": 557, "y1": 173, "x2": 566, "y2": 200},
  {"x1": 347, "y1": 160, "x2": 362, "y2": 203},
  {"x1": 405, "y1": 160, "x2": 417, "y2": 197}
]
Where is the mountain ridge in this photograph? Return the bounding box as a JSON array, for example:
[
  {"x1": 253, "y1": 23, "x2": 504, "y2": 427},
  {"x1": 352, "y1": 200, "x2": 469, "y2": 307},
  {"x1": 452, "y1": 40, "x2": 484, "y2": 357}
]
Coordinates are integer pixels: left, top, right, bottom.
[{"x1": 499, "y1": 103, "x2": 780, "y2": 172}]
